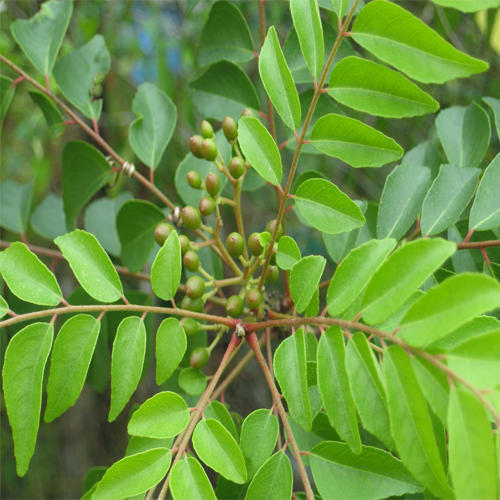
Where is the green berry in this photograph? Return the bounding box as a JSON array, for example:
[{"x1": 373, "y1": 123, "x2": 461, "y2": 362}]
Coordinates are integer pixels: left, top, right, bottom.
[
  {"x1": 226, "y1": 232, "x2": 244, "y2": 258},
  {"x1": 186, "y1": 275, "x2": 205, "y2": 299},
  {"x1": 245, "y1": 288, "x2": 262, "y2": 309},
  {"x1": 226, "y1": 295, "x2": 244, "y2": 318},
  {"x1": 200, "y1": 120, "x2": 214, "y2": 138},
  {"x1": 205, "y1": 172, "x2": 220, "y2": 196},
  {"x1": 189, "y1": 135, "x2": 204, "y2": 158},
  {"x1": 181, "y1": 317, "x2": 199, "y2": 337},
  {"x1": 179, "y1": 235, "x2": 190, "y2": 255},
  {"x1": 248, "y1": 232, "x2": 263, "y2": 256},
  {"x1": 201, "y1": 138, "x2": 218, "y2": 161},
  {"x1": 199, "y1": 196, "x2": 215, "y2": 216},
  {"x1": 228, "y1": 157, "x2": 244, "y2": 179},
  {"x1": 181, "y1": 206, "x2": 201, "y2": 230},
  {"x1": 187, "y1": 170, "x2": 202, "y2": 189},
  {"x1": 222, "y1": 116, "x2": 238, "y2": 141},
  {"x1": 181, "y1": 295, "x2": 204, "y2": 312},
  {"x1": 241, "y1": 108, "x2": 253, "y2": 117},
  {"x1": 183, "y1": 250, "x2": 200, "y2": 271},
  {"x1": 265, "y1": 219, "x2": 284, "y2": 239},
  {"x1": 265, "y1": 265, "x2": 279, "y2": 283},
  {"x1": 154, "y1": 222, "x2": 174, "y2": 246},
  {"x1": 190, "y1": 346, "x2": 210, "y2": 369}
]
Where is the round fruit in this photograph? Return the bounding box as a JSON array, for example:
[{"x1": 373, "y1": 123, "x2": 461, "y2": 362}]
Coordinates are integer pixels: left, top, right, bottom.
[
  {"x1": 183, "y1": 250, "x2": 200, "y2": 271},
  {"x1": 265, "y1": 219, "x2": 284, "y2": 239},
  {"x1": 179, "y1": 235, "x2": 190, "y2": 255},
  {"x1": 226, "y1": 295, "x2": 244, "y2": 318},
  {"x1": 199, "y1": 196, "x2": 215, "y2": 216},
  {"x1": 154, "y1": 222, "x2": 174, "y2": 246},
  {"x1": 190, "y1": 346, "x2": 210, "y2": 369},
  {"x1": 205, "y1": 172, "x2": 220, "y2": 196},
  {"x1": 200, "y1": 120, "x2": 214, "y2": 138},
  {"x1": 265, "y1": 265, "x2": 279, "y2": 283},
  {"x1": 241, "y1": 108, "x2": 253, "y2": 117},
  {"x1": 226, "y1": 232, "x2": 244, "y2": 258},
  {"x1": 181, "y1": 206, "x2": 201, "y2": 230},
  {"x1": 245, "y1": 288, "x2": 262, "y2": 309},
  {"x1": 187, "y1": 170, "x2": 202, "y2": 189},
  {"x1": 189, "y1": 135, "x2": 204, "y2": 158},
  {"x1": 248, "y1": 232, "x2": 263, "y2": 256},
  {"x1": 222, "y1": 116, "x2": 238, "y2": 141},
  {"x1": 181, "y1": 295, "x2": 204, "y2": 312},
  {"x1": 201, "y1": 138, "x2": 218, "y2": 161},
  {"x1": 186, "y1": 275, "x2": 205, "y2": 299},
  {"x1": 181, "y1": 317, "x2": 199, "y2": 337},
  {"x1": 228, "y1": 157, "x2": 244, "y2": 179}
]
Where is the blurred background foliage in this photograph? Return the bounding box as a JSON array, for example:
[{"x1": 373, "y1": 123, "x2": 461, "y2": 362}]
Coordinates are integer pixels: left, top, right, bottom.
[{"x1": 0, "y1": 0, "x2": 499, "y2": 497}]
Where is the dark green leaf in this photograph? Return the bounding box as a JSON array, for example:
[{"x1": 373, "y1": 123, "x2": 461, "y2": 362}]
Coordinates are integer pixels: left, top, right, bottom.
[
  {"x1": 0, "y1": 296, "x2": 8, "y2": 319},
  {"x1": 205, "y1": 401, "x2": 238, "y2": 441},
  {"x1": 170, "y1": 457, "x2": 217, "y2": 500},
  {"x1": 151, "y1": 230, "x2": 181, "y2": 301},
  {"x1": 0, "y1": 76, "x2": 15, "y2": 124},
  {"x1": 245, "y1": 452, "x2": 292, "y2": 500},
  {"x1": 0, "y1": 180, "x2": 33, "y2": 234},
  {"x1": 30, "y1": 194, "x2": 67, "y2": 241},
  {"x1": 483, "y1": 96, "x2": 500, "y2": 141},
  {"x1": 28, "y1": 90, "x2": 65, "y2": 137},
  {"x1": 290, "y1": 256, "x2": 326, "y2": 313},
  {"x1": 155, "y1": 318, "x2": 187, "y2": 385}
]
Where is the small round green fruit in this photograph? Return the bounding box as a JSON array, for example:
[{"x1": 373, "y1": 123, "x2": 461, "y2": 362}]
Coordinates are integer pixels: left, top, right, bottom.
[
  {"x1": 222, "y1": 116, "x2": 238, "y2": 141},
  {"x1": 205, "y1": 172, "x2": 220, "y2": 196},
  {"x1": 248, "y1": 232, "x2": 263, "y2": 256},
  {"x1": 186, "y1": 275, "x2": 205, "y2": 299},
  {"x1": 181, "y1": 206, "x2": 201, "y2": 230},
  {"x1": 226, "y1": 232, "x2": 244, "y2": 258},
  {"x1": 181, "y1": 317, "x2": 199, "y2": 337},
  {"x1": 265, "y1": 265, "x2": 279, "y2": 283},
  {"x1": 183, "y1": 250, "x2": 200, "y2": 271},
  {"x1": 154, "y1": 222, "x2": 174, "y2": 246},
  {"x1": 200, "y1": 120, "x2": 214, "y2": 138},
  {"x1": 189, "y1": 135, "x2": 204, "y2": 158},
  {"x1": 179, "y1": 235, "x2": 190, "y2": 255},
  {"x1": 228, "y1": 157, "x2": 244, "y2": 179},
  {"x1": 190, "y1": 346, "x2": 210, "y2": 369},
  {"x1": 187, "y1": 170, "x2": 202, "y2": 189},
  {"x1": 245, "y1": 288, "x2": 262, "y2": 309},
  {"x1": 199, "y1": 196, "x2": 215, "y2": 216},
  {"x1": 226, "y1": 295, "x2": 244, "y2": 318},
  {"x1": 265, "y1": 219, "x2": 284, "y2": 239},
  {"x1": 201, "y1": 138, "x2": 218, "y2": 161},
  {"x1": 181, "y1": 295, "x2": 204, "y2": 312}
]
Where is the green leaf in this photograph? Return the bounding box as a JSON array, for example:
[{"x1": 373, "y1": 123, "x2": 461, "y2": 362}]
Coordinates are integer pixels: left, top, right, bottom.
[
  {"x1": 192, "y1": 418, "x2": 247, "y2": 484},
  {"x1": 317, "y1": 327, "x2": 361, "y2": 453},
  {"x1": 469, "y1": 154, "x2": 500, "y2": 231},
  {"x1": 276, "y1": 236, "x2": 301, "y2": 271},
  {"x1": 436, "y1": 103, "x2": 491, "y2": 168},
  {"x1": 190, "y1": 60, "x2": 260, "y2": 120},
  {"x1": 126, "y1": 436, "x2": 173, "y2": 457},
  {"x1": 205, "y1": 401, "x2": 238, "y2": 441},
  {"x1": 62, "y1": 141, "x2": 114, "y2": 230},
  {"x1": 10, "y1": 0, "x2": 72, "y2": 75},
  {"x1": 351, "y1": 0, "x2": 488, "y2": 83},
  {"x1": 483, "y1": 96, "x2": 500, "y2": 141},
  {"x1": 290, "y1": 256, "x2": 326, "y2": 313},
  {"x1": 295, "y1": 178, "x2": 365, "y2": 235},
  {"x1": 377, "y1": 164, "x2": 431, "y2": 240},
  {"x1": 2, "y1": 323, "x2": 53, "y2": 476},
  {"x1": 129, "y1": 82, "x2": 177, "y2": 170},
  {"x1": 430, "y1": 0, "x2": 500, "y2": 12},
  {"x1": 28, "y1": 90, "x2": 65, "y2": 137},
  {"x1": 327, "y1": 239, "x2": 396, "y2": 316},
  {"x1": 290, "y1": 0, "x2": 324, "y2": 79},
  {"x1": 0, "y1": 76, "x2": 15, "y2": 124},
  {"x1": 53, "y1": 35, "x2": 110, "y2": 120},
  {"x1": 0, "y1": 295, "x2": 8, "y2": 319},
  {"x1": 240, "y1": 409, "x2": 279, "y2": 478},
  {"x1": 420, "y1": 165, "x2": 480, "y2": 236},
  {"x1": 310, "y1": 113, "x2": 403, "y2": 168},
  {"x1": 330, "y1": 0, "x2": 349, "y2": 18},
  {"x1": 237, "y1": 117, "x2": 282, "y2": 185},
  {"x1": 109, "y1": 316, "x2": 146, "y2": 422},
  {"x1": 151, "y1": 230, "x2": 181, "y2": 301},
  {"x1": 383, "y1": 346, "x2": 452, "y2": 498},
  {"x1": 259, "y1": 26, "x2": 301, "y2": 130},
  {"x1": 398, "y1": 273, "x2": 500, "y2": 347},
  {"x1": 345, "y1": 333, "x2": 393, "y2": 449},
  {"x1": 361, "y1": 238, "x2": 456, "y2": 324},
  {"x1": 310, "y1": 441, "x2": 421, "y2": 500},
  {"x1": 170, "y1": 457, "x2": 217, "y2": 500},
  {"x1": 178, "y1": 367, "x2": 207, "y2": 395},
  {"x1": 0, "y1": 242, "x2": 62, "y2": 306},
  {"x1": 117, "y1": 199, "x2": 165, "y2": 272},
  {"x1": 45, "y1": 315, "x2": 100, "y2": 422},
  {"x1": 92, "y1": 448, "x2": 171, "y2": 500},
  {"x1": 448, "y1": 386, "x2": 497, "y2": 499},
  {"x1": 55, "y1": 229, "x2": 123, "y2": 303},
  {"x1": 155, "y1": 318, "x2": 186, "y2": 385},
  {"x1": 30, "y1": 194, "x2": 67, "y2": 241},
  {"x1": 245, "y1": 451, "x2": 292, "y2": 500},
  {"x1": 328, "y1": 56, "x2": 439, "y2": 118},
  {"x1": 198, "y1": 1, "x2": 253, "y2": 66},
  {"x1": 274, "y1": 329, "x2": 312, "y2": 430},
  {"x1": 0, "y1": 180, "x2": 33, "y2": 234},
  {"x1": 128, "y1": 391, "x2": 189, "y2": 439}
]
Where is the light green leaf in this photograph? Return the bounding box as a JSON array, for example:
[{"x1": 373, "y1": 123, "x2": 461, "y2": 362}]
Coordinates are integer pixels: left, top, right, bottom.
[
  {"x1": 170, "y1": 457, "x2": 217, "y2": 500},
  {"x1": 0, "y1": 76, "x2": 15, "y2": 124},
  {"x1": 62, "y1": 141, "x2": 114, "y2": 230},
  {"x1": 295, "y1": 178, "x2": 365, "y2": 235},
  {"x1": 377, "y1": 164, "x2": 431, "y2": 240},
  {"x1": 399, "y1": 273, "x2": 500, "y2": 347},
  {"x1": 28, "y1": 90, "x2": 65, "y2": 137},
  {"x1": 205, "y1": 401, "x2": 238, "y2": 441},
  {"x1": 45, "y1": 315, "x2": 100, "y2": 422},
  {"x1": 92, "y1": 448, "x2": 171, "y2": 500},
  {"x1": 276, "y1": 236, "x2": 301, "y2": 271},
  {"x1": 0, "y1": 180, "x2": 33, "y2": 235},
  {"x1": 2, "y1": 323, "x2": 53, "y2": 476},
  {"x1": 483, "y1": 96, "x2": 500, "y2": 141},
  {"x1": 311, "y1": 113, "x2": 403, "y2": 168},
  {"x1": 310, "y1": 441, "x2": 422, "y2": 500},
  {"x1": 151, "y1": 230, "x2": 181, "y2": 301},
  {"x1": 240, "y1": 409, "x2": 279, "y2": 478},
  {"x1": 109, "y1": 316, "x2": 146, "y2": 422},
  {"x1": 155, "y1": 318, "x2": 186, "y2": 385},
  {"x1": 421, "y1": 165, "x2": 480, "y2": 236},
  {"x1": 327, "y1": 238, "x2": 395, "y2": 316},
  {"x1": 431, "y1": 0, "x2": 500, "y2": 12},
  {"x1": 328, "y1": 56, "x2": 439, "y2": 118},
  {"x1": 10, "y1": 0, "x2": 72, "y2": 75},
  {"x1": 178, "y1": 367, "x2": 207, "y2": 395},
  {"x1": 330, "y1": 0, "x2": 349, "y2": 18},
  {"x1": 259, "y1": 26, "x2": 301, "y2": 130},
  {"x1": 0, "y1": 242, "x2": 62, "y2": 306},
  {"x1": 436, "y1": 103, "x2": 491, "y2": 168},
  {"x1": 245, "y1": 452, "x2": 292, "y2": 500},
  {"x1": 192, "y1": 418, "x2": 247, "y2": 484},
  {"x1": 317, "y1": 327, "x2": 361, "y2": 453},
  {"x1": 448, "y1": 386, "x2": 497, "y2": 499},
  {"x1": 0, "y1": 295, "x2": 8, "y2": 319},
  {"x1": 54, "y1": 34, "x2": 110, "y2": 121},
  {"x1": 351, "y1": 0, "x2": 488, "y2": 83},
  {"x1": 237, "y1": 116, "x2": 282, "y2": 185},
  {"x1": 129, "y1": 83, "x2": 176, "y2": 169},
  {"x1": 274, "y1": 329, "x2": 312, "y2": 430},
  {"x1": 290, "y1": 0, "x2": 324, "y2": 79},
  {"x1": 126, "y1": 436, "x2": 173, "y2": 457},
  {"x1": 361, "y1": 238, "x2": 456, "y2": 324},
  {"x1": 30, "y1": 194, "x2": 67, "y2": 241},
  {"x1": 469, "y1": 154, "x2": 500, "y2": 231},
  {"x1": 383, "y1": 346, "x2": 452, "y2": 498},
  {"x1": 128, "y1": 392, "x2": 189, "y2": 439},
  {"x1": 55, "y1": 229, "x2": 123, "y2": 303},
  {"x1": 290, "y1": 256, "x2": 326, "y2": 313}
]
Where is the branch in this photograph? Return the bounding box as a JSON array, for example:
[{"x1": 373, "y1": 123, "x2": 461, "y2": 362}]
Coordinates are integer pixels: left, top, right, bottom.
[{"x1": 457, "y1": 239, "x2": 500, "y2": 249}]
